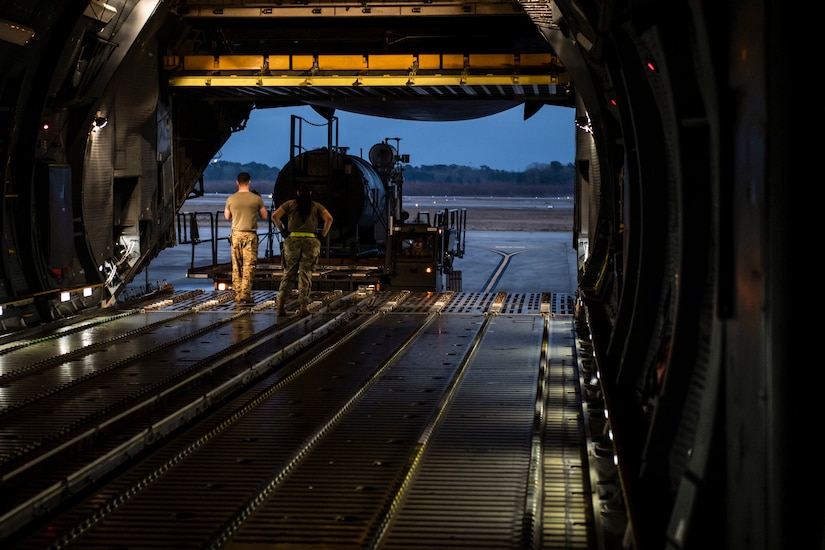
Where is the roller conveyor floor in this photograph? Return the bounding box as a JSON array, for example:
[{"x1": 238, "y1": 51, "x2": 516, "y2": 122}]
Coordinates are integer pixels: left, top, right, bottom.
[{"x1": 0, "y1": 289, "x2": 623, "y2": 549}]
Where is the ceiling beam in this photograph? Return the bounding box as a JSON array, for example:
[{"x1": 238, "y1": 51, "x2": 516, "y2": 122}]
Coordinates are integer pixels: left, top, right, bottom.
[
  {"x1": 169, "y1": 74, "x2": 563, "y2": 87},
  {"x1": 173, "y1": 1, "x2": 527, "y2": 18}
]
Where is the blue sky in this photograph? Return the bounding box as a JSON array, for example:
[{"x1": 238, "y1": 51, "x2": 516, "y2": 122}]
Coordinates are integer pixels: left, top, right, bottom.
[{"x1": 216, "y1": 104, "x2": 576, "y2": 172}]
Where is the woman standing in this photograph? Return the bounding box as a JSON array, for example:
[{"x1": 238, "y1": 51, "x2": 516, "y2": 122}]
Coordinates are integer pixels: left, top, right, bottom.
[{"x1": 271, "y1": 183, "x2": 333, "y2": 316}]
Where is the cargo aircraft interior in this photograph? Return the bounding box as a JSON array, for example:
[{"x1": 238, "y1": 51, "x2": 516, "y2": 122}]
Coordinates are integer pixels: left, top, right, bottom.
[{"x1": 0, "y1": 1, "x2": 816, "y2": 549}]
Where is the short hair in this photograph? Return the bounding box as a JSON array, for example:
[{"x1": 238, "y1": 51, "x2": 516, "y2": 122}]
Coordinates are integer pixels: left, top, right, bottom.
[{"x1": 237, "y1": 172, "x2": 251, "y2": 185}]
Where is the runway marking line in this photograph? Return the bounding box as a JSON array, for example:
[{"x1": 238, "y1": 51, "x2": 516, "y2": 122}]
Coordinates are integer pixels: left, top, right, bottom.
[{"x1": 482, "y1": 248, "x2": 530, "y2": 293}]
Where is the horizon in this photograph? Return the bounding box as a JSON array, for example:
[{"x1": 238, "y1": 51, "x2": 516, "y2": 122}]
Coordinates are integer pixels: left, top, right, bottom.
[
  {"x1": 215, "y1": 104, "x2": 576, "y2": 173},
  {"x1": 207, "y1": 157, "x2": 572, "y2": 173}
]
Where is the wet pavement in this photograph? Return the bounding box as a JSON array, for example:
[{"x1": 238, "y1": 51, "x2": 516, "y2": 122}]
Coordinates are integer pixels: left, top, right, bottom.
[{"x1": 122, "y1": 197, "x2": 578, "y2": 299}]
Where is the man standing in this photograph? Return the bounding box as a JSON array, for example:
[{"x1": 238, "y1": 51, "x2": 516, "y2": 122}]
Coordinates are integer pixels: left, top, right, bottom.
[
  {"x1": 224, "y1": 172, "x2": 267, "y2": 304},
  {"x1": 271, "y1": 183, "x2": 333, "y2": 316}
]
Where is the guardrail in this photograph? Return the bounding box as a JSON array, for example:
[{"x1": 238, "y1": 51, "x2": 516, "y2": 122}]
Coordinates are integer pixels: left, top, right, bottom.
[{"x1": 175, "y1": 210, "x2": 279, "y2": 270}]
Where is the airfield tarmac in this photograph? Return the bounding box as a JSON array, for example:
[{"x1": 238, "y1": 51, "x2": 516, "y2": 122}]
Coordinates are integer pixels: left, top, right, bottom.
[{"x1": 123, "y1": 195, "x2": 578, "y2": 298}]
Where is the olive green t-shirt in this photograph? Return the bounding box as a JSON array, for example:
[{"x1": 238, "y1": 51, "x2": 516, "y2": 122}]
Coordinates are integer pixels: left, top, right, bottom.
[{"x1": 281, "y1": 200, "x2": 327, "y2": 234}]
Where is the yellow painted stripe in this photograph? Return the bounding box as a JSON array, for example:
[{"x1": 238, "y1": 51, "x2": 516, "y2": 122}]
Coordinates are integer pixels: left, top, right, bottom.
[
  {"x1": 169, "y1": 74, "x2": 566, "y2": 87},
  {"x1": 177, "y1": 54, "x2": 563, "y2": 74}
]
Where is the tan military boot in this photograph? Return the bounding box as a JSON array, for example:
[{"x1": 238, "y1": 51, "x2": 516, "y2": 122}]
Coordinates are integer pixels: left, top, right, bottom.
[
  {"x1": 277, "y1": 297, "x2": 286, "y2": 316},
  {"x1": 299, "y1": 303, "x2": 309, "y2": 317}
]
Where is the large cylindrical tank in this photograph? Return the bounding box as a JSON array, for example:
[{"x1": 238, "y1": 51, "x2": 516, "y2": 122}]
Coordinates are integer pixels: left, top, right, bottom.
[{"x1": 273, "y1": 148, "x2": 387, "y2": 246}]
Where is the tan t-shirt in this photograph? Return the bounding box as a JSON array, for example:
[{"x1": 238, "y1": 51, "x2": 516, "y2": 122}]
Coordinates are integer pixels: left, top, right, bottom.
[{"x1": 226, "y1": 192, "x2": 265, "y2": 231}]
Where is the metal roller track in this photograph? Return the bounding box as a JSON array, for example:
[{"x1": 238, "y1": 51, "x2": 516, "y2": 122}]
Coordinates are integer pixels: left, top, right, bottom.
[
  {"x1": 0, "y1": 288, "x2": 372, "y2": 539},
  {"x1": 3, "y1": 290, "x2": 616, "y2": 549}
]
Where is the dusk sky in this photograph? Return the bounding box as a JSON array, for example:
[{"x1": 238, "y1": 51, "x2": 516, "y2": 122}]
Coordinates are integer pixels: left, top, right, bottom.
[{"x1": 216, "y1": 104, "x2": 576, "y2": 172}]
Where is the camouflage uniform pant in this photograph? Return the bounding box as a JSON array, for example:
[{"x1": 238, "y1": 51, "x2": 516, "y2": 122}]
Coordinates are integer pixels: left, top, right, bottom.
[
  {"x1": 230, "y1": 231, "x2": 259, "y2": 298},
  {"x1": 278, "y1": 236, "x2": 320, "y2": 305}
]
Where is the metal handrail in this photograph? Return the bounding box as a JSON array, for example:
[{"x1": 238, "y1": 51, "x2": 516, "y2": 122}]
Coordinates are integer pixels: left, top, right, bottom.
[{"x1": 176, "y1": 210, "x2": 279, "y2": 270}]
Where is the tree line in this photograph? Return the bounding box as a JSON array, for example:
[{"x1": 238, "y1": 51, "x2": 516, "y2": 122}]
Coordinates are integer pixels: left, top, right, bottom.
[{"x1": 202, "y1": 159, "x2": 574, "y2": 196}]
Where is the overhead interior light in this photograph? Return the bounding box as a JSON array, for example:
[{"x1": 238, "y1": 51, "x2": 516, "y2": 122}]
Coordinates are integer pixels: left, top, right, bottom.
[
  {"x1": 92, "y1": 117, "x2": 108, "y2": 131},
  {"x1": 83, "y1": 1, "x2": 118, "y2": 25},
  {"x1": 0, "y1": 18, "x2": 35, "y2": 46},
  {"x1": 92, "y1": 111, "x2": 108, "y2": 131},
  {"x1": 575, "y1": 114, "x2": 593, "y2": 134}
]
